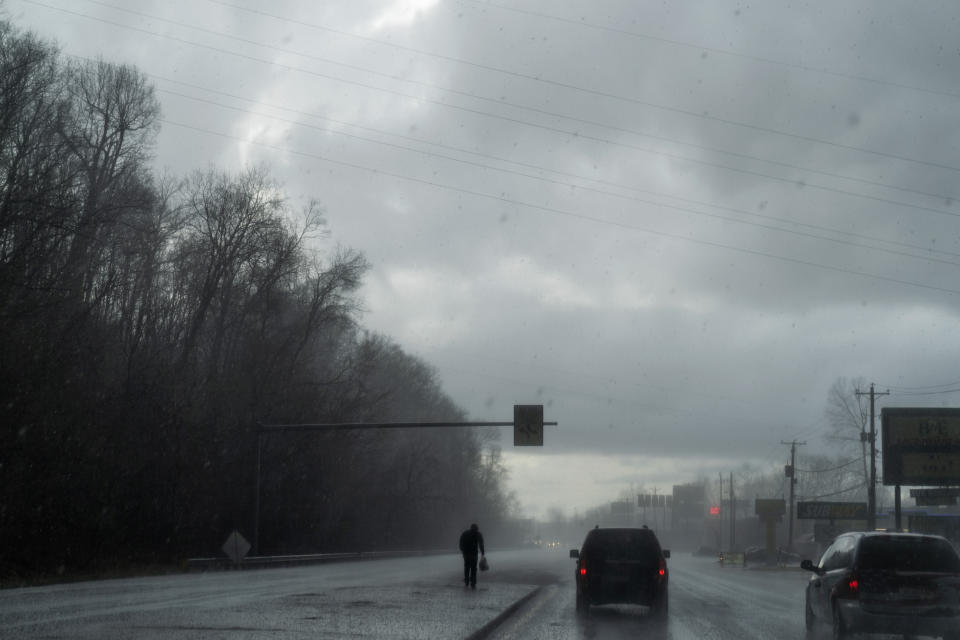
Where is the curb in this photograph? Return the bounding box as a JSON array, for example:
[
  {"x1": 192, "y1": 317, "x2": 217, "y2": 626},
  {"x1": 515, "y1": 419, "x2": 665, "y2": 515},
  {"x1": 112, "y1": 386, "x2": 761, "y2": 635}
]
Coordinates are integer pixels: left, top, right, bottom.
[
  {"x1": 186, "y1": 549, "x2": 446, "y2": 572},
  {"x1": 464, "y1": 586, "x2": 542, "y2": 640},
  {"x1": 186, "y1": 546, "x2": 529, "y2": 572}
]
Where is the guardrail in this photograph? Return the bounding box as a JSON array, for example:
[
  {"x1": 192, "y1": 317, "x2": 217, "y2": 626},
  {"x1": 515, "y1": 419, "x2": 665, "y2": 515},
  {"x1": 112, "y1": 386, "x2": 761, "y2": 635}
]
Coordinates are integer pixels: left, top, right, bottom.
[{"x1": 186, "y1": 549, "x2": 445, "y2": 572}]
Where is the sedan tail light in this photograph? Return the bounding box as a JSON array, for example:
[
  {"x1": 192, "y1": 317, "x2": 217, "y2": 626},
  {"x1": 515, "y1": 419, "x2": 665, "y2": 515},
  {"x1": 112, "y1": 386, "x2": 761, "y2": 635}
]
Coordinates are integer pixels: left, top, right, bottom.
[{"x1": 836, "y1": 570, "x2": 860, "y2": 599}]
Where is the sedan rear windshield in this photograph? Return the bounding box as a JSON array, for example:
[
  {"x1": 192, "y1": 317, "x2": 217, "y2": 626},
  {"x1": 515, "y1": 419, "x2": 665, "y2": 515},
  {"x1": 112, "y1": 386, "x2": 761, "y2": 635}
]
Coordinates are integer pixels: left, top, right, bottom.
[{"x1": 858, "y1": 537, "x2": 960, "y2": 572}]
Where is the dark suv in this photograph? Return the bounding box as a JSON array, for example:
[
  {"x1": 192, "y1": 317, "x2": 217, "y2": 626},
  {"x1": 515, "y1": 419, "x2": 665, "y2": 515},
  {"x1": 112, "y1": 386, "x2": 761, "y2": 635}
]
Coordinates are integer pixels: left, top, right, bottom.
[
  {"x1": 801, "y1": 531, "x2": 960, "y2": 639},
  {"x1": 569, "y1": 526, "x2": 670, "y2": 617}
]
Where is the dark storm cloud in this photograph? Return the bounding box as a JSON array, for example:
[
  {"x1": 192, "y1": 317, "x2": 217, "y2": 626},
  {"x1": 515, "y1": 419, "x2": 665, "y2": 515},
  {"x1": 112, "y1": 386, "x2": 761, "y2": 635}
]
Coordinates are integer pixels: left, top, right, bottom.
[{"x1": 10, "y1": 0, "x2": 960, "y2": 515}]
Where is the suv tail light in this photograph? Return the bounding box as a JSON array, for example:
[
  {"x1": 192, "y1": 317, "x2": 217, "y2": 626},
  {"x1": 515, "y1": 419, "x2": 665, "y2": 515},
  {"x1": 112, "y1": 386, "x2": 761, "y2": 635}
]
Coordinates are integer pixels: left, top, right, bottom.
[
  {"x1": 579, "y1": 557, "x2": 587, "y2": 576},
  {"x1": 657, "y1": 557, "x2": 666, "y2": 579}
]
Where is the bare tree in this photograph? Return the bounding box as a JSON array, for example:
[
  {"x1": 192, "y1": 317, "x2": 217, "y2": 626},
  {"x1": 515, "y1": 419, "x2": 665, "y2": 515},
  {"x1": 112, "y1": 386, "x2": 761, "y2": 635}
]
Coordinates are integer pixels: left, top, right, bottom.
[
  {"x1": 794, "y1": 454, "x2": 868, "y2": 503},
  {"x1": 825, "y1": 376, "x2": 869, "y2": 485},
  {"x1": 0, "y1": 21, "x2": 70, "y2": 309},
  {"x1": 0, "y1": 22, "x2": 518, "y2": 573},
  {"x1": 174, "y1": 166, "x2": 287, "y2": 373},
  {"x1": 58, "y1": 58, "x2": 160, "y2": 311}
]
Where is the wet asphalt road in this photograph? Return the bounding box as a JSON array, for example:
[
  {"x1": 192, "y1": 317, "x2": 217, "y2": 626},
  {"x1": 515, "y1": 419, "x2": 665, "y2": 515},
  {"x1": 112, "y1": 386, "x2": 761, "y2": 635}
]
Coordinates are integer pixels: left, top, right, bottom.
[
  {"x1": 0, "y1": 552, "x2": 533, "y2": 639},
  {"x1": 2, "y1": 549, "x2": 920, "y2": 639},
  {"x1": 487, "y1": 551, "x2": 932, "y2": 640},
  {"x1": 488, "y1": 550, "x2": 812, "y2": 640}
]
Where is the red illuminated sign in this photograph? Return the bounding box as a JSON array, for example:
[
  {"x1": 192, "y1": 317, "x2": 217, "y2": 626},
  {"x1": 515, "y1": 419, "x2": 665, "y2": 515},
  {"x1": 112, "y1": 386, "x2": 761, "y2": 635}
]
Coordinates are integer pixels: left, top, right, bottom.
[{"x1": 709, "y1": 506, "x2": 720, "y2": 516}]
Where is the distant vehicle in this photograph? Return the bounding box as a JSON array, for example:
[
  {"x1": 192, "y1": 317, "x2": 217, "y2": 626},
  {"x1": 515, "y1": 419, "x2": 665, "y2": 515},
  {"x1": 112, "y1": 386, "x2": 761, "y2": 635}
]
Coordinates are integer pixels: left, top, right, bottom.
[
  {"x1": 744, "y1": 545, "x2": 764, "y2": 562},
  {"x1": 801, "y1": 531, "x2": 960, "y2": 639},
  {"x1": 569, "y1": 526, "x2": 670, "y2": 617},
  {"x1": 744, "y1": 545, "x2": 800, "y2": 565}
]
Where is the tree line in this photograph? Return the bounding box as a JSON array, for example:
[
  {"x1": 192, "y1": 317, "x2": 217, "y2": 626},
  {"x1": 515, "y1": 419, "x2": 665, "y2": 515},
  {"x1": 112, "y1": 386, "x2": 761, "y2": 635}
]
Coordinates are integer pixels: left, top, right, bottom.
[{"x1": 0, "y1": 20, "x2": 513, "y2": 581}]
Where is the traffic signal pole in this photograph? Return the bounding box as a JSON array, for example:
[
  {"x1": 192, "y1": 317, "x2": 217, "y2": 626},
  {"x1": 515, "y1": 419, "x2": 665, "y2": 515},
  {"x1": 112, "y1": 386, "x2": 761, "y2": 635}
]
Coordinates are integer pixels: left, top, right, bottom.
[{"x1": 252, "y1": 416, "x2": 557, "y2": 555}]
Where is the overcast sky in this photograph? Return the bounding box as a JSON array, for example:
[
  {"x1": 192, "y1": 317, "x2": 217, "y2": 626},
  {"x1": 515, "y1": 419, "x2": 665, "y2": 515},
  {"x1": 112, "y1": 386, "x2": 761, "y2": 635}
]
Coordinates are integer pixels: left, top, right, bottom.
[{"x1": 7, "y1": 0, "x2": 960, "y2": 519}]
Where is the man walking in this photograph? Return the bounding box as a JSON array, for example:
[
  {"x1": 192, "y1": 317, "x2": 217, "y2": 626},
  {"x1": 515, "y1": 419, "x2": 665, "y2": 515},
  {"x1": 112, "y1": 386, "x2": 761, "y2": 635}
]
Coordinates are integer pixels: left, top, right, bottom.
[{"x1": 459, "y1": 523, "x2": 485, "y2": 588}]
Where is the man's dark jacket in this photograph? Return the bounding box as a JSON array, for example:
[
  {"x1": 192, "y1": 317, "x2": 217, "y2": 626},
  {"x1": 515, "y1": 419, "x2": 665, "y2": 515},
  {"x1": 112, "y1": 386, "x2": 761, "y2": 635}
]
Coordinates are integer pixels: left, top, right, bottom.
[{"x1": 459, "y1": 528, "x2": 485, "y2": 557}]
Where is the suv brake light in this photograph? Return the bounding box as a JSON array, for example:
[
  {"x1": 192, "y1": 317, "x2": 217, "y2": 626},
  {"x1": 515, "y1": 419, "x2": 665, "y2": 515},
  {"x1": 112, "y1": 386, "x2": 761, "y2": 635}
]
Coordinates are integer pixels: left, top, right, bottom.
[{"x1": 657, "y1": 557, "x2": 666, "y2": 579}]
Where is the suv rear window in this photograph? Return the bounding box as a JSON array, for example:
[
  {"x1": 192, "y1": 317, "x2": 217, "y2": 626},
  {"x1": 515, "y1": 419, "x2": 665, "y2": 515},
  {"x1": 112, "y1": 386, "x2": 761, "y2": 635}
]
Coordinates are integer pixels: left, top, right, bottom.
[
  {"x1": 858, "y1": 536, "x2": 960, "y2": 572},
  {"x1": 585, "y1": 529, "x2": 660, "y2": 559}
]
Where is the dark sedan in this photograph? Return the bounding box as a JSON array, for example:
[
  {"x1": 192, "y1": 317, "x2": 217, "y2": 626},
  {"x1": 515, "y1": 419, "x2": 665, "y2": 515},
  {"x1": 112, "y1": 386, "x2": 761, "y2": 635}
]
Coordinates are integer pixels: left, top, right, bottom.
[{"x1": 801, "y1": 531, "x2": 960, "y2": 639}]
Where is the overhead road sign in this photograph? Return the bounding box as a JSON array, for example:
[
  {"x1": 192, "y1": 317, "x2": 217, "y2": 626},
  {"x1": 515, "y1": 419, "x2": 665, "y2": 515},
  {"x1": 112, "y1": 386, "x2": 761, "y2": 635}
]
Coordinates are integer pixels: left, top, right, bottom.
[
  {"x1": 513, "y1": 404, "x2": 544, "y2": 446},
  {"x1": 259, "y1": 405, "x2": 557, "y2": 446},
  {"x1": 253, "y1": 405, "x2": 557, "y2": 555}
]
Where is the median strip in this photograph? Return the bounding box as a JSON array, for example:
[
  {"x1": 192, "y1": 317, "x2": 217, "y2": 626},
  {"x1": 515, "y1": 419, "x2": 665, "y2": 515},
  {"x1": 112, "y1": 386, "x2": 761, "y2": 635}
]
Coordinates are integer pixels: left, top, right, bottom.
[{"x1": 464, "y1": 586, "x2": 542, "y2": 640}]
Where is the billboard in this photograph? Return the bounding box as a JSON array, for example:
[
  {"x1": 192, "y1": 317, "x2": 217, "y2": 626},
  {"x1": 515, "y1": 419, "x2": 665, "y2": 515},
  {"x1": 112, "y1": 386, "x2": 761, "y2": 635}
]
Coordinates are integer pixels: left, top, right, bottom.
[
  {"x1": 882, "y1": 408, "x2": 960, "y2": 485},
  {"x1": 639, "y1": 494, "x2": 674, "y2": 508},
  {"x1": 610, "y1": 500, "x2": 633, "y2": 516},
  {"x1": 671, "y1": 483, "x2": 705, "y2": 529},
  {"x1": 797, "y1": 501, "x2": 868, "y2": 520},
  {"x1": 910, "y1": 488, "x2": 960, "y2": 506},
  {"x1": 755, "y1": 498, "x2": 786, "y2": 517},
  {"x1": 672, "y1": 484, "x2": 704, "y2": 514}
]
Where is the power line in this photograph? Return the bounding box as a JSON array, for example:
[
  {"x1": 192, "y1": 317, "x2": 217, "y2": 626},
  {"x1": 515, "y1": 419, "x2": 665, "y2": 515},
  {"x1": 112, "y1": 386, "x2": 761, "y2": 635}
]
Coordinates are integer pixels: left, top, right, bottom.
[
  {"x1": 438, "y1": 363, "x2": 776, "y2": 429},
  {"x1": 34, "y1": 1, "x2": 960, "y2": 222},
  {"x1": 879, "y1": 378, "x2": 960, "y2": 392},
  {"x1": 205, "y1": 0, "x2": 959, "y2": 205},
  {"x1": 449, "y1": 9, "x2": 960, "y2": 176},
  {"x1": 889, "y1": 388, "x2": 960, "y2": 397},
  {"x1": 432, "y1": 369, "x2": 794, "y2": 445},
  {"x1": 27, "y1": 4, "x2": 960, "y2": 295},
  {"x1": 795, "y1": 457, "x2": 861, "y2": 473},
  {"x1": 137, "y1": 70, "x2": 960, "y2": 262},
  {"x1": 791, "y1": 415, "x2": 830, "y2": 442},
  {"x1": 85, "y1": 0, "x2": 958, "y2": 173},
  {"x1": 159, "y1": 117, "x2": 960, "y2": 297},
  {"x1": 800, "y1": 481, "x2": 868, "y2": 501},
  {"x1": 150, "y1": 84, "x2": 960, "y2": 269},
  {"x1": 459, "y1": 0, "x2": 960, "y2": 100},
  {"x1": 416, "y1": 345, "x2": 756, "y2": 408}
]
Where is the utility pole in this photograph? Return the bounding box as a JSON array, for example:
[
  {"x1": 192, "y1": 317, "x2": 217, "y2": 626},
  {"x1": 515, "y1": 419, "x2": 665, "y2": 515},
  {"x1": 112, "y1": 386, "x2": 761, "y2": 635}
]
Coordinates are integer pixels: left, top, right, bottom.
[
  {"x1": 718, "y1": 473, "x2": 724, "y2": 551},
  {"x1": 782, "y1": 440, "x2": 806, "y2": 551},
  {"x1": 652, "y1": 487, "x2": 658, "y2": 531},
  {"x1": 856, "y1": 383, "x2": 890, "y2": 531},
  {"x1": 730, "y1": 471, "x2": 735, "y2": 550}
]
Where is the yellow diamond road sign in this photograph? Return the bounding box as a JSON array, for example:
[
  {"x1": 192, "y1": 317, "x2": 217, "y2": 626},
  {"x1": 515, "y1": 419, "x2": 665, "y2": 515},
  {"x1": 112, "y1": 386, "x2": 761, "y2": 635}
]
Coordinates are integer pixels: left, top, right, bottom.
[
  {"x1": 222, "y1": 530, "x2": 251, "y2": 564},
  {"x1": 514, "y1": 404, "x2": 544, "y2": 446}
]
